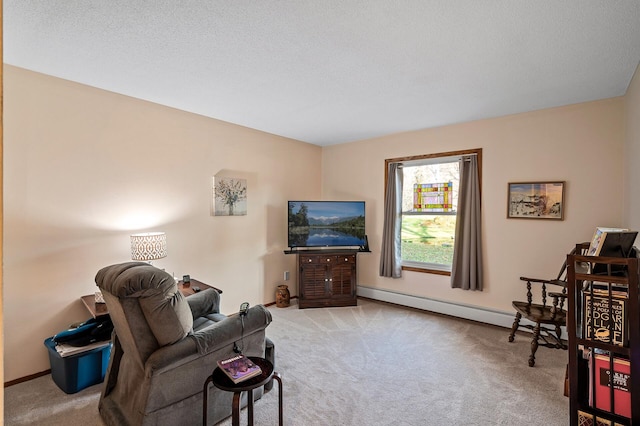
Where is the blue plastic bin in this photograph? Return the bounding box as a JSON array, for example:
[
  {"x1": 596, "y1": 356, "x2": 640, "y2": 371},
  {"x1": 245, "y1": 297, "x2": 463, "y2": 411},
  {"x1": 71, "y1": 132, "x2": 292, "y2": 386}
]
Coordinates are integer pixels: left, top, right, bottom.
[{"x1": 44, "y1": 337, "x2": 111, "y2": 394}]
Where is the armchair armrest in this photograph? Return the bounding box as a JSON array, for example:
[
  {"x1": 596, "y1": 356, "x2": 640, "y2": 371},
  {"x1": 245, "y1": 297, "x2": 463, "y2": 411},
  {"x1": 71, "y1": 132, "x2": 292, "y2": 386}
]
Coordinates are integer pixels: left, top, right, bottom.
[
  {"x1": 519, "y1": 277, "x2": 567, "y2": 288},
  {"x1": 145, "y1": 304, "x2": 272, "y2": 375},
  {"x1": 519, "y1": 276, "x2": 550, "y2": 284},
  {"x1": 186, "y1": 288, "x2": 220, "y2": 320},
  {"x1": 190, "y1": 304, "x2": 272, "y2": 355}
]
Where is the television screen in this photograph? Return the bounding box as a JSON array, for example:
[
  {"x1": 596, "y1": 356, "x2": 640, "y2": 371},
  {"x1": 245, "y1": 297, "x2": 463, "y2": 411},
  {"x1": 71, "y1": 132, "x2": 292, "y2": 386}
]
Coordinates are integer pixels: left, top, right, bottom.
[{"x1": 288, "y1": 201, "x2": 366, "y2": 248}]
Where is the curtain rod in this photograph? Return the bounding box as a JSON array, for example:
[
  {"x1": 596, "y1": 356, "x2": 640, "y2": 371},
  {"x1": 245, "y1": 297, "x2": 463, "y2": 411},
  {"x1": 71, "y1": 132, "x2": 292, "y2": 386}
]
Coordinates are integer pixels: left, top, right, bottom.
[{"x1": 397, "y1": 152, "x2": 476, "y2": 167}]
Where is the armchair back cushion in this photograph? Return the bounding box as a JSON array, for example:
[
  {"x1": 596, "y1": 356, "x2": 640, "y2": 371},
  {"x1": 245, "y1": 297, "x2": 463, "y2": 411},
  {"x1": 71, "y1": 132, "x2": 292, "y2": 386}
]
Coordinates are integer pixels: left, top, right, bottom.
[{"x1": 95, "y1": 262, "x2": 193, "y2": 369}]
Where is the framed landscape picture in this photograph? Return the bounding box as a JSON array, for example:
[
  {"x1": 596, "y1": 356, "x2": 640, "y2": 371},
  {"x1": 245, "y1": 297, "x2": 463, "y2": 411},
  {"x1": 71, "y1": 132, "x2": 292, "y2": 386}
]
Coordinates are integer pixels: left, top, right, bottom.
[{"x1": 507, "y1": 181, "x2": 565, "y2": 220}]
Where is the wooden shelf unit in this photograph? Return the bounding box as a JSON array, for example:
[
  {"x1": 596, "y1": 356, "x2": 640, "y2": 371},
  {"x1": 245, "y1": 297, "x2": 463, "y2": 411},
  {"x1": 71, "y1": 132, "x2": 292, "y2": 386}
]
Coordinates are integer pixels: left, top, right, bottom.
[
  {"x1": 567, "y1": 250, "x2": 640, "y2": 425},
  {"x1": 295, "y1": 249, "x2": 359, "y2": 309}
]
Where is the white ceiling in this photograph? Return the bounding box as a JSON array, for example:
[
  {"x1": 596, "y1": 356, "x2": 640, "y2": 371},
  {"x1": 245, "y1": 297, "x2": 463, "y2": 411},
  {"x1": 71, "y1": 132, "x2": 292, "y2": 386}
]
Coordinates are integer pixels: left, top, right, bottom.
[{"x1": 4, "y1": 1, "x2": 640, "y2": 146}]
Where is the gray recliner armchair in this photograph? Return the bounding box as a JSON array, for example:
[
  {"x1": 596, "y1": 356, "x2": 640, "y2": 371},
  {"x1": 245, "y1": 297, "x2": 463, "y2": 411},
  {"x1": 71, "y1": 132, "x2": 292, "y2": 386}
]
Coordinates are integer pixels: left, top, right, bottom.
[{"x1": 95, "y1": 262, "x2": 274, "y2": 426}]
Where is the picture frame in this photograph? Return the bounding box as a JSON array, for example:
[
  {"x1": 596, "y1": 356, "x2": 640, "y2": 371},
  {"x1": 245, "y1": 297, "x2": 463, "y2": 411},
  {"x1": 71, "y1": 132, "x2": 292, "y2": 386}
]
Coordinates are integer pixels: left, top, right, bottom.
[
  {"x1": 213, "y1": 176, "x2": 247, "y2": 216},
  {"x1": 507, "y1": 181, "x2": 565, "y2": 220}
]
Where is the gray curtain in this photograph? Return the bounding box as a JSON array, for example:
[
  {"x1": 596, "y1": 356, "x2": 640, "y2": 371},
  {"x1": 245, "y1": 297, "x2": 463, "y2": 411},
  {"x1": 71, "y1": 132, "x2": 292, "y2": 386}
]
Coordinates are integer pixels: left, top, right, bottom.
[
  {"x1": 451, "y1": 155, "x2": 483, "y2": 290},
  {"x1": 379, "y1": 162, "x2": 403, "y2": 278}
]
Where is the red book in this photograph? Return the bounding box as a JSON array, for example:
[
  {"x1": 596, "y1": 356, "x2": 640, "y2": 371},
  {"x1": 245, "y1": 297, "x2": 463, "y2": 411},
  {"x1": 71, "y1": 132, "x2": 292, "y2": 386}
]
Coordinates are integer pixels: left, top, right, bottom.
[{"x1": 592, "y1": 354, "x2": 631, "y2": 418}]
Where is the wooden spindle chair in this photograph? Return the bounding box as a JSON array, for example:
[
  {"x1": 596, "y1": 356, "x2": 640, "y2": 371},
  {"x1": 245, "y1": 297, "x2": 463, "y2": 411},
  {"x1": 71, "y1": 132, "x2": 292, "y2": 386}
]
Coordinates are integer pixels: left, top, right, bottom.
[{"x1": 508, "y1": 244, "x2": 588, "y2": 366}]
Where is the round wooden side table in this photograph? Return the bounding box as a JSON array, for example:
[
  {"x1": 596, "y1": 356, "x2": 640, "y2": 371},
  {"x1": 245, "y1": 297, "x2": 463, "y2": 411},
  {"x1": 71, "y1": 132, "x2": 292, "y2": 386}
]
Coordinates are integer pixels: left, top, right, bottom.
[{"x1": 203, "y1": 356, "x2": 283, "y2": 426}]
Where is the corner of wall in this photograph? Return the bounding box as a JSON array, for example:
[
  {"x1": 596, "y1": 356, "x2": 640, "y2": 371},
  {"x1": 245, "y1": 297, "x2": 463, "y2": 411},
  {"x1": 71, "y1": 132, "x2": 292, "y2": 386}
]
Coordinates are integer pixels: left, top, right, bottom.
[{"x1": 623, "y1": 61, "x2": 640, "y2": 230}]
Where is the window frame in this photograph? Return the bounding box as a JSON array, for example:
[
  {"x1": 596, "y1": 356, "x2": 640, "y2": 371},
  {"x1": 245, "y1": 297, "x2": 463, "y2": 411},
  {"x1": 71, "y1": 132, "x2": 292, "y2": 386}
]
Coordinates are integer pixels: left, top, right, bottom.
[{"x1": 384, "y1": 148, "x2": 482, "y2": 275}]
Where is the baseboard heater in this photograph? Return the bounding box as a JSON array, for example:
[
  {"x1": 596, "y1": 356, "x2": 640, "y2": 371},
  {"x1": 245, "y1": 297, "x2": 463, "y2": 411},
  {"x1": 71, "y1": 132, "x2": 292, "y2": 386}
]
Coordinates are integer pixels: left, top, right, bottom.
[{"x1": 356, "y1": 285, "x2": 568, "y2": 340}]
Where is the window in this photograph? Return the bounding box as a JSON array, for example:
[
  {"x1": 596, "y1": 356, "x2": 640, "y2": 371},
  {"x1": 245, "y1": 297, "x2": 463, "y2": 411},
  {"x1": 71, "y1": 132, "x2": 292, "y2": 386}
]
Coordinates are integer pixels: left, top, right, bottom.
[{"x1": 385, "y1": 149, "x2": 482, "y2": 275}]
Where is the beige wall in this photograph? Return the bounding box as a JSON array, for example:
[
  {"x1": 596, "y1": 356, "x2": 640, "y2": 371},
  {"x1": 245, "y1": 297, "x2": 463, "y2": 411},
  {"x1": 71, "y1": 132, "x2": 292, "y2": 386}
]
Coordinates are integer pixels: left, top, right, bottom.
[
  {"x1": 624, "y1": 62, "x2": 640, "y2": 231},
  {"x1": 323, "y1": 98, "x2": 625, "y2": 313},
  {"x1": 3, "y1": 65, "x2": 321, "y2": 382},
  {"x1": 4, "y1": 62, "x2": 635, "y2": 383}
]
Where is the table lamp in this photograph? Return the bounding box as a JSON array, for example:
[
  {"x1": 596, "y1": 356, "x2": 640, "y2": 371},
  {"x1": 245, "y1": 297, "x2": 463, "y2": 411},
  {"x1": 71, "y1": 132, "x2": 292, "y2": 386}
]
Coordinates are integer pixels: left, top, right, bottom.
[{"x1": 130, "y1": 232, "x2": 167, "y2": 264}]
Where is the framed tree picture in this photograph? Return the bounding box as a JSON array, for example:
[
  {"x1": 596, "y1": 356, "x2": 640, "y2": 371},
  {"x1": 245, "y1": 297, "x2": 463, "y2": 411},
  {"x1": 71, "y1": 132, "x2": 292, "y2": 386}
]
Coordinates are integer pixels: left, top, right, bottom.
[
  {"x1": 507, "y1": 181, "x2": 565, "y2": 220},
  {"x1": 213, "y1": 177, "x2": 247, "y2": 216}
]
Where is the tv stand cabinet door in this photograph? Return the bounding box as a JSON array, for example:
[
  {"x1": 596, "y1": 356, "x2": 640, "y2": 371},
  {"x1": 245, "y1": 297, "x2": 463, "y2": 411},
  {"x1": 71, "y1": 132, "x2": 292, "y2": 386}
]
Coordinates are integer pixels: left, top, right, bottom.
[
  {"x1": 330, "y1": 254, "x2": 356, "y2": 302},
  {"x1": 299, "y1": 259, "x2": 330, "y2": 308}
]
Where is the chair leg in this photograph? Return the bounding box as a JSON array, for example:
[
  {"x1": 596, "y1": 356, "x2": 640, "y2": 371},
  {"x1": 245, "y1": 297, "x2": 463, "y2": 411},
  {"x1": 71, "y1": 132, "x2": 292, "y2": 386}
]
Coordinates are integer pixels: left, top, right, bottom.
[
  {"x1": 529, "y1": 323, "x2": 541, "y2": 367},
  {"x1": 508, "y1": 312, "x2": 521, "y2": 342},
  {"x1": 555, "y1": 324, "x2": 566, "y2": 349}
]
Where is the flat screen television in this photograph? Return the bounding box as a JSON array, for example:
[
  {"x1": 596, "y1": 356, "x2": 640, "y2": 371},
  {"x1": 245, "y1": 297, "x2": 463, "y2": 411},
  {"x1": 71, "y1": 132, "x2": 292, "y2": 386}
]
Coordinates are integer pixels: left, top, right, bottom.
[{"x1": 288, "y1": 201, "x2": 366, "y2": 249}]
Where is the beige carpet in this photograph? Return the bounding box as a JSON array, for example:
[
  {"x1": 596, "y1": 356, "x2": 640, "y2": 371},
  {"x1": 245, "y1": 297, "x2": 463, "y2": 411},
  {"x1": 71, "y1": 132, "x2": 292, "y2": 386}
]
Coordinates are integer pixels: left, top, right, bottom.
[{"x1": 5, "y1": 298, "x2": 568, "y2": 425}]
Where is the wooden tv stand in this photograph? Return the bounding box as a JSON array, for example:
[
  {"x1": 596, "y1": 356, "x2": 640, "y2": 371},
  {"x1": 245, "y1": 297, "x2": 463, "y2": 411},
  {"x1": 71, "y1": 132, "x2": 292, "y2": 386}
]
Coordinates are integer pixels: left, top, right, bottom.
[{"x1": 294, "y1": 249, "x2": 360, "y2": 309}]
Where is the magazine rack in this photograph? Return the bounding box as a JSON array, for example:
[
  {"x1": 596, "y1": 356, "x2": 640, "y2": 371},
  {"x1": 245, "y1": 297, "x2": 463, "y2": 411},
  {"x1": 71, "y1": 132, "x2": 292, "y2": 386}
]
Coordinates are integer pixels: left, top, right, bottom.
[{"x1": 566, "y1": 247, "x2": 640, "y2": 425}]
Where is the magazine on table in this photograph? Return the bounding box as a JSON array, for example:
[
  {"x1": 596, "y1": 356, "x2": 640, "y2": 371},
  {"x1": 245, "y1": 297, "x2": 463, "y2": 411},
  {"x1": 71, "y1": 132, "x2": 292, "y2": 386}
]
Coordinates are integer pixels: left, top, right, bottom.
[{"x1": 217, "y1": 354, "x2": 262, "y2": 384}]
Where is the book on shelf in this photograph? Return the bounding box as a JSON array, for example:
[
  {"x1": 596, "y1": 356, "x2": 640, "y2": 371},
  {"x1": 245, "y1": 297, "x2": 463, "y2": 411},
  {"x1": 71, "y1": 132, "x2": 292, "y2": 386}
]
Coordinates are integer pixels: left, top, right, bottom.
[
  {"x1": 577, "y1": 409, "x2": 592, "y2": 425},
  {"x1": 589, "y1": 353, "x2": 631, "y2": 419},
  {"x1": 217, "y1": 354, "x2": 262, "y2": 384},
  {"x1": 587, "y1": 228, "x2": 638, "y2": 275},
  {"x1": 583, "y1": 292, "x2": 627, "y2": 347},
  {"x1": 587, "y1": 228, "x2": 629, "y2": 257},
  {"x1": 590, "y1": 281, "x2": 628, "y2": 298},
  {"x1": 578, "y1": 409, "x2": 625, "y2": 426}
]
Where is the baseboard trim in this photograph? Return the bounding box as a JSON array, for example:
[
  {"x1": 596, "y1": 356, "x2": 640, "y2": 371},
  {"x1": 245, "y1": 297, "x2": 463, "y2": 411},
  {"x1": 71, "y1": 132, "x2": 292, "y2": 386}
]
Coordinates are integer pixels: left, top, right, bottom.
[
  {"x1": 4, "y1": 369, "x2": 51, "y2": 387},
  {"x1": 356, "y1": 285, "x2": 566, "y2": 338},
  {"x1": 357, "y1": 286, "x2": 568, "y2": 340},
  {"x1": 357, "y1": 285, "x2": 516, "y2": 327}
]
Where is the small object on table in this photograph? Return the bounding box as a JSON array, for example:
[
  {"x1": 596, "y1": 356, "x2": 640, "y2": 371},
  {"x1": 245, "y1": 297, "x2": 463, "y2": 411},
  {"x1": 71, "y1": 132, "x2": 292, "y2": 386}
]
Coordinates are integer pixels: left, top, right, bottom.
[
  {"x1": 183, "y1": 274, "x2": 191, "y2": 283},
  {"x1": 203, "y1": 357, "x2": 283, "y2": 426},
  {"x1": 176, "y1": 279, "x2": 223, "y2": 296},
  {"x1": 192, "y1": 286, "x2": 201, "y2": 292},
  {"x1": 217, "y1": 354, "x2": 262, "y2": 383},
  {"x1": 81, "y1": 295, "x2": 110, "y2": 318}
]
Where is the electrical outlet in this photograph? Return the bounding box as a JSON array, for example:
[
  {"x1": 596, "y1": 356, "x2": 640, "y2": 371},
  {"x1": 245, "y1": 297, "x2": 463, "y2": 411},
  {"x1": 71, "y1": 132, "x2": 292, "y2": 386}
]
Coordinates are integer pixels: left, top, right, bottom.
[{"x1": 284, "y1": 271, "x2": 290, "y2": 281}]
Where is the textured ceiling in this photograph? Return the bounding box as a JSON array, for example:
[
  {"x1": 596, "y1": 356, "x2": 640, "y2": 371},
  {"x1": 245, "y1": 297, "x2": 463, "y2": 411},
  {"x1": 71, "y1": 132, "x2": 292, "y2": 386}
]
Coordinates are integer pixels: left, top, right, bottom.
[{"x1": 4, "y1": 1, "x2": 640, "y2": 146}]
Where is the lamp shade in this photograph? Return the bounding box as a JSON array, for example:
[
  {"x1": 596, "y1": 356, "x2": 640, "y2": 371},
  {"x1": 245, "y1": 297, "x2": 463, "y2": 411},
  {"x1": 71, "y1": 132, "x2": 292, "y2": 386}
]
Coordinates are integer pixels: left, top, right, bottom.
[{"x1": 130, "y1": 232, "x2": 167, "y2": 261}]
